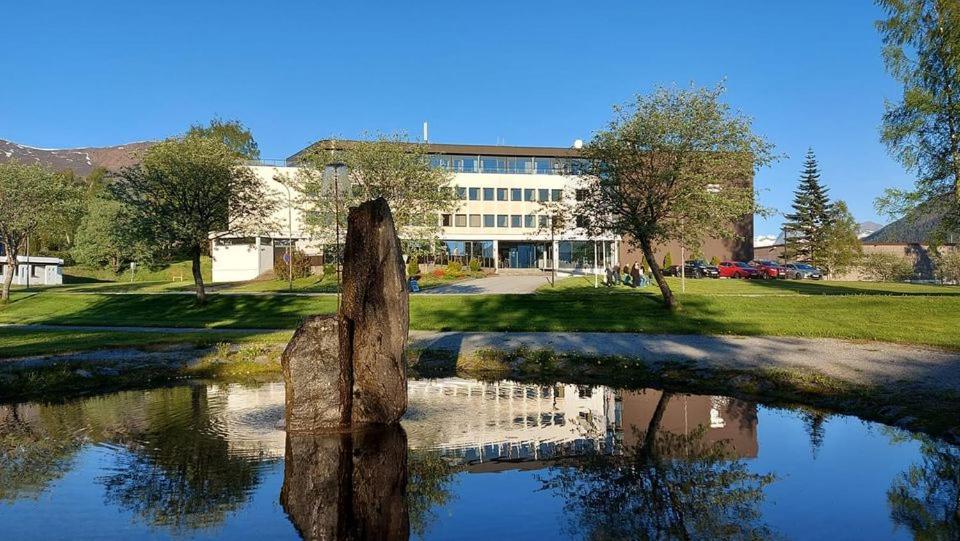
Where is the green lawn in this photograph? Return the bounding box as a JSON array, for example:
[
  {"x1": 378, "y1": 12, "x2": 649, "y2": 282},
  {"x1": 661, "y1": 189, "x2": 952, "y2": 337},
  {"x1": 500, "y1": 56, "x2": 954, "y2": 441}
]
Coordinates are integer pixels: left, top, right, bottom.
[{"x1": 2, "y1": 277, "x2": 959, "y2": 357}]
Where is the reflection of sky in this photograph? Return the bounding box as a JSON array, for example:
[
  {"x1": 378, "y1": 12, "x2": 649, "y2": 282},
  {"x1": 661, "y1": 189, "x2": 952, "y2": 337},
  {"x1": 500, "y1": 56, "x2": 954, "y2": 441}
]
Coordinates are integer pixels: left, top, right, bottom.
[{"x1": 752, "y1": 409, "x2": 920, "y2": 541}]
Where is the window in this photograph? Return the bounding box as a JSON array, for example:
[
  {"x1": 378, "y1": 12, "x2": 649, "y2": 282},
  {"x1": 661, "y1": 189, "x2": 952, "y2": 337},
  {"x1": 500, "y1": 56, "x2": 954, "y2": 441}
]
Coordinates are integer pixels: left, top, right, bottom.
[
  {"x1": 511, "y1": 215, "x2": 522, "y2": 228},
  {"x1": 506, "y1": 157, "x2": 532, "y2": 174},
  {"x1": 483, "y1": 214, "x2": 495, "y2": 227},
  {"x1": 497, "y1": 188, "x2": 508, "y2": 201},
  {"x1": 429, "y1": 155, "x2": 450, "y2": 169},
  {"x1": 524, "y1": 214, "x2": 535, "y2": 228},
  {"x1": 450, "y1": 155, "x2": 477, "y2": 173},
  {"x1": 441, "y1": 214, "x2": 452, "y2": 227},
  {"x1": 534, "y1": 158, "x2": 553, "y2": 174},
  {"x1": 538, "y1": 215, "x2": 549, "y2": 228},
  {"x1": 575, "y1": 189, "x2": 588, "y2": 201},
  {"x1": 456, "y1": 187, "x2": 467, "y2": 200},
  {"x1": 538, "y1": 188, "x2": 550, "y2": 202},
  {"x1": 483, "y1": 187, "x2": 494, "y2": 201},
  {"x1": 468, "y1": 187, "x2": 480, "y2": 201},
  {"x1": 552, "y1": 189, "x2": 562, "y2": 201},
  {"x1": 481, "y1": 156, "x2": 505, "y2": 173},
  {"x1": 511, "y1": 188, "x2": 522, "y2": 201},
  {"x1": 575, "y1": 215, "x2": 590, "y2": 228},
  {"x1": 454, "y1": 214, "x2": 467, "y2": 227},
  {"x1": 524, "y1": 188, "x2": 535, "y2": 201},
  {"x1": 469, "y1": 214, "x2": 481, "y2": 227},
  {"x1": 497, "y1": 214, "x2": 508, "y2": 227}
]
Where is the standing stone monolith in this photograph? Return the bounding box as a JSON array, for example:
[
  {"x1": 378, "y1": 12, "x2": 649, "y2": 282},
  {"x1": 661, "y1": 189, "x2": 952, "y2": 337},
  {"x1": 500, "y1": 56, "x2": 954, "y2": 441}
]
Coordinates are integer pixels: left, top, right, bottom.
[
  {"x1": 281, "y1": 196, "x2": 408, "y2": 432},
  {"x1": 339, "y1": 197, "x2": 409, "y2": 426}
]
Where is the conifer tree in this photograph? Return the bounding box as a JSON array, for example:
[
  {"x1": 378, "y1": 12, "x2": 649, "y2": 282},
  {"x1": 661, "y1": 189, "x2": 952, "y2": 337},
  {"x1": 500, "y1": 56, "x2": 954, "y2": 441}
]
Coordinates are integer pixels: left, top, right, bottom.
[{"x1": 784, "y1": 149, "x2": 831, "y2": 262}]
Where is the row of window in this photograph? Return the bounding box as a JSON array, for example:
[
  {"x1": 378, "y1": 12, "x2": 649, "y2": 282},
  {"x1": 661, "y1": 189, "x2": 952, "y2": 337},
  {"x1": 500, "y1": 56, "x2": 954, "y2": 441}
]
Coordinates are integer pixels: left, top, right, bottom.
[
  {"x1": 430, "y1": 155, "x2": 588, "y2": 175},
  {"x1": 441, "y1": 213, "x2": 549, "y2": 229},
  {"x1": 455, "y1": 187, "x2": 565, "y2": 202}
]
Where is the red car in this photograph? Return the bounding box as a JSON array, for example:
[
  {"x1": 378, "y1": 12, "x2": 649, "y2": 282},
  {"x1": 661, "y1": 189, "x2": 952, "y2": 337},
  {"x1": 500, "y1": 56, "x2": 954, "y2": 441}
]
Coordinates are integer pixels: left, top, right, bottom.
[
  {"x1": 717, "y1": 260, "x2": 760, "y2": 279},
  {"x1": 750, "y1": 260, "x2": 786, "y2": 279}
]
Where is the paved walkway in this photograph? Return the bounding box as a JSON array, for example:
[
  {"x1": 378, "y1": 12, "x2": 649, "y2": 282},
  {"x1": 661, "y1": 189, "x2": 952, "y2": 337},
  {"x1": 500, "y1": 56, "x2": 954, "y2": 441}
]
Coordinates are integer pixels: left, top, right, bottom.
[
  {"x1": 6, "y1": 324, "x2": 960, "y2": 392},
  {"x1": 423, "y1": 275, "x2": 551, "y2": 294}
]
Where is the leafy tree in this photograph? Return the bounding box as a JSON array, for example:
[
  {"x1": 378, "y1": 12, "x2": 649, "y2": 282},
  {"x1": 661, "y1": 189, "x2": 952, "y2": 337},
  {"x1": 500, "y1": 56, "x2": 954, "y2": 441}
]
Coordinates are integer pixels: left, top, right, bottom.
[
  {"x1": 710, "y1": 255, "x2": 721, "y2": 266},
  {"x1": 578, "y1": 84, "x2": 775, "y2": 309},
  {"x1": 784, "y1": 149, "x2": 832, "y2": 263},
  {"x1": 72, "y1": 195, "x2": 149, "y2": 271},
  {"x1": 0, "y1": 162, "x2": 80, "y2": 301},
  {"x1": 875, "y1": 0, "x2": 960, "y2": 239},
  {"x1": 933, "y1": 248, "x2": 960, "y2": 283},
  {"x1": 111, "y1": 135, "x2": 277, "y2": 303},
  {"x1": 187, "y1": 118, "x2": 260, "y2": 160},
  {"x1": 859, "y1": 252, "x2": 915, "y2": 282},
  {"x1": 294, "y1": 133, "x2": 459, "y2": 253},
  {"x1": 663, "y1": 251, "x2": 673, "y2": 268},
  {"x1": 534, "y1": 191, "x2": 578, "y2": 286},
  {"x1": 887, "y1": 435, "x2": 960, "y2": 539},
  {"x1": 406, "y1": 255, "x2": 420, "y2": 277},
  {"x1": 819, "y1": 200, "x2": 863, "y2": 276}
]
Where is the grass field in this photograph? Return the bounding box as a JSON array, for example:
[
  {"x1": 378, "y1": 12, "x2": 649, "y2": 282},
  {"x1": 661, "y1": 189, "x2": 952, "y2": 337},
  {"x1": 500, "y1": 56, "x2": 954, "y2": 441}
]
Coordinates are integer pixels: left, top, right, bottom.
[{"x1": 2, "y1": 276, "x2": 958, "y2": 357}]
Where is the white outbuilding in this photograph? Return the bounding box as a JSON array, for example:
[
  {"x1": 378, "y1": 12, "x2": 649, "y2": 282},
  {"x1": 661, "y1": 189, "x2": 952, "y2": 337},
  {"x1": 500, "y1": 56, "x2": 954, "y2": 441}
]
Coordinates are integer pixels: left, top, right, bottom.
[{"x1": 0, "y1": 255, "x2": 64, "y2": 286}]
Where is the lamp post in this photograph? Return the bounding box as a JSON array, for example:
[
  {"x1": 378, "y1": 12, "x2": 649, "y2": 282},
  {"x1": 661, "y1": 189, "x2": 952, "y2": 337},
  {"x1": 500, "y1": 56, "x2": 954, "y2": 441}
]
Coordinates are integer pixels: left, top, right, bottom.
[
  {"x1": 283, "y1": 182, "x2": 293, "y2": 292},
  {"x1": 326, "y1": 161, "x2": 348, "y2": 311}
]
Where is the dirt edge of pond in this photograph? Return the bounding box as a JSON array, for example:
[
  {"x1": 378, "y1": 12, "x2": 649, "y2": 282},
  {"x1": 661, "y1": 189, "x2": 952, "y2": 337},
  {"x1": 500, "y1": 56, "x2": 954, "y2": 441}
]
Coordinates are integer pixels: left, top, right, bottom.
[{"x1": 2, "y1": 341, "x2": 958, "y2": 444}]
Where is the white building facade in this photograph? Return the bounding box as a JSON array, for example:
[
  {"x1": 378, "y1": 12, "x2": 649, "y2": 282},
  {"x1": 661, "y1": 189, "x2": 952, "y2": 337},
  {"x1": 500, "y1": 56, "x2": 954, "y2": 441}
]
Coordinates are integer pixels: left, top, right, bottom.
[{"x1": 211, "y1": 142, "x2": 619, "y2": 283}]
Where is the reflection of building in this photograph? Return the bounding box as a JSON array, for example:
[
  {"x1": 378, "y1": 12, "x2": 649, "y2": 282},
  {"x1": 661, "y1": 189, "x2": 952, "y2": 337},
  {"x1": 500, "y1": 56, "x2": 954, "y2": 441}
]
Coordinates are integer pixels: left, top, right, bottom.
[
  {"x1": 196, "y1": 381, "x2": 759, "y2": 465},
  {"x1": 618, "y1": 389, "x2": 758, "y2": 458}
]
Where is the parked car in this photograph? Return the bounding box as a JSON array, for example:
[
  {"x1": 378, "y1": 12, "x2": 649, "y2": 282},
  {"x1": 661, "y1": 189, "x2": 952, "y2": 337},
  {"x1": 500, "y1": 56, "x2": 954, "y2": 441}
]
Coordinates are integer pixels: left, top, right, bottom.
[
  {"x1": 684, "y1": 260, "x2": 720, "y2": 278},
  {"x1": 717, "y1": 260, "x2": 760, "y2": 279},
  {"x1": 750, "y1": 260, "x2": 786, "y2": 279},
  {"x1": 663, "y1": 264, "x2": 682, "y2": 277},
  {"x1": 784, "y1": 263, "x2": 823, "y2": 280}
]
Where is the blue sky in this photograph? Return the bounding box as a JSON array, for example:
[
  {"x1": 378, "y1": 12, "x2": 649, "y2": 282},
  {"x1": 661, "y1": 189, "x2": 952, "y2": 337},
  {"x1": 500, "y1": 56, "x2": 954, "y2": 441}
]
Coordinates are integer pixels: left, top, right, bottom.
[{"x1": 1, "y1": 1, "x2": 908, "y2": 237}]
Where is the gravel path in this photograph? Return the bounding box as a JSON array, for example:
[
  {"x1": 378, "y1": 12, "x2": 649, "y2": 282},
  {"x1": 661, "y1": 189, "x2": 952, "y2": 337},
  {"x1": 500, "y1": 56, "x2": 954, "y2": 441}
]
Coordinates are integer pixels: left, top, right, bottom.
[{"x1": 422, "y1": 275, "x2": 552, "y2": 294}]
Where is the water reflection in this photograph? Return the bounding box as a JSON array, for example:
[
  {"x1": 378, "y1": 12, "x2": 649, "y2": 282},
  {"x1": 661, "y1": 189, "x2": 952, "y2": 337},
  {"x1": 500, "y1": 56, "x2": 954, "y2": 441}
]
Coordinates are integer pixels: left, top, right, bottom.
[
  {"x1": 281, "y1": 426, "x2": 409, "y2": 540},
  {"x1": 1, "y1": 378, "x2": 959, "y2": 539}
]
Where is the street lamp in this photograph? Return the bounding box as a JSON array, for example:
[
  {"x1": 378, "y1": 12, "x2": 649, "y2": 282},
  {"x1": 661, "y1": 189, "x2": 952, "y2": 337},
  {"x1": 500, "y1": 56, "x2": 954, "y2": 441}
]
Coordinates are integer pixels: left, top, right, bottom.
[
  {"x1": 324, "y1": 161, "x2": 348, "y2": 311},
  {"x1": 284, "y1": 181, "x2": 293, "y2": 292}
]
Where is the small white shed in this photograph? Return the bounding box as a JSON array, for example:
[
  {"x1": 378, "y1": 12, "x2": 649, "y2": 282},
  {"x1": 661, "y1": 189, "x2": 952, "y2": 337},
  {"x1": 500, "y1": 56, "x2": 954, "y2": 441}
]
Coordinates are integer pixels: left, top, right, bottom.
[{"x1": 0, "y1": 255, "x2": 65, "y2": 286}]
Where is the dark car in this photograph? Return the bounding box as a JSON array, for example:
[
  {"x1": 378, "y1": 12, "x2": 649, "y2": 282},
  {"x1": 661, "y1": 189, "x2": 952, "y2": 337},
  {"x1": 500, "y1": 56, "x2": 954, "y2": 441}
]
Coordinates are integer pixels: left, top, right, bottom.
[
  {"x1": 683, "y1": 260, "x2": 720, "y2": 278},
  {"x1": 750, "y1": 260, "x2": 786, "y2": 279},
  {"x1": 663, "y1": 264, "x2": 682, "y2": 277},
  {"x1": 784, "y1": 263, "x2": 823, "y2": 280}
]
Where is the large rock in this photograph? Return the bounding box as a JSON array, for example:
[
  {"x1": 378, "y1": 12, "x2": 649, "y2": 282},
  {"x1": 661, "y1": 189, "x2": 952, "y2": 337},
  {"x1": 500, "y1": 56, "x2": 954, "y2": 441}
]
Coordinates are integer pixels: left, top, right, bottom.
[
  {"x1": 280, "y1": 425, "x2": 409, "y2": 540},
  {"x1": 281, "y1": 315, "x2": 346, "y2": 432},
  {"x1": 281, "y1": 197, "x2": 409, "y2": 432},
  {"x1": 339, "y1": 197, "x2": 409, "y2": 426}
]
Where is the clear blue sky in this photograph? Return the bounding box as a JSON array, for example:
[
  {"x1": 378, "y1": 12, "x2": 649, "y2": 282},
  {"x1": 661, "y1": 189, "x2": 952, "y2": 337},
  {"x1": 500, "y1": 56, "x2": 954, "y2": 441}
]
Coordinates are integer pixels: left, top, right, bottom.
[{"x1": 1, "y1": 0, "x2": 910, "y2": 237}]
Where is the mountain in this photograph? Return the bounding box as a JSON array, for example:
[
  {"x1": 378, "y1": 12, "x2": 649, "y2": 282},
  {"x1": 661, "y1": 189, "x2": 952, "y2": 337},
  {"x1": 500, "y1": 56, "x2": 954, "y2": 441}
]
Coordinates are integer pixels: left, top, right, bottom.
[
  {"x1": 857, "y1": 221, "x2": 883, "y2": 239},
  {"x1": 862, "y1": 202, "x2": 953, "y2": 244},
  {"x1": 0, "y1": 139, "x2": 153, "y2": 177}
]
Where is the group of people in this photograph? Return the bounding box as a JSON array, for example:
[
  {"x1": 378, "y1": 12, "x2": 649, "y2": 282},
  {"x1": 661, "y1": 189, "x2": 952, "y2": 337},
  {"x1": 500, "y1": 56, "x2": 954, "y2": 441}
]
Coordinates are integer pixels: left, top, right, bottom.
[{"x1": 606, "y1": 262, "x2": 650, "y2": 288}]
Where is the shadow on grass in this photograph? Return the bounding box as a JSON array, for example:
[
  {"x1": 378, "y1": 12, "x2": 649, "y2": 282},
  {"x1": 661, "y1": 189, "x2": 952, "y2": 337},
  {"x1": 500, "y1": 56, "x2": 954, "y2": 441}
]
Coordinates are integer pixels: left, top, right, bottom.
[{"x1": 739, "y1": 278, "x2": 960, "y2": 297}]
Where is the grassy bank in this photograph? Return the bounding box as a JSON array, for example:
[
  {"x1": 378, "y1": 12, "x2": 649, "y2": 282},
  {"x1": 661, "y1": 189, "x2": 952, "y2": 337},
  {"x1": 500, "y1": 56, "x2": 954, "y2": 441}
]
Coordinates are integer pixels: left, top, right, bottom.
[{"x1": 2, "y1": 277, "x2": 960, "y2": 351}]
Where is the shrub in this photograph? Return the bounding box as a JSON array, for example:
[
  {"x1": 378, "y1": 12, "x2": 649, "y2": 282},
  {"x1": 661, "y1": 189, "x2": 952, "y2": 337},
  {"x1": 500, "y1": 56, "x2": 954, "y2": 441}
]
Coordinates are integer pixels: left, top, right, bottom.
[
  {"x1": 710, "y1": 255, "x2": 720, "y2": 266},
  {"x1": 935, "y1": 250, "x2": 960, "y2": 284},
  {"x1": 430, "y1": 268, "x2": 445, "y2": 278},
  {"x1": 662, "y1": 252, "x2": 673, "y2": 268},
  {"x1": 274, "y1": 249, "x2": 312, "y2": 280},
  {"x1": 406, "y1": 256, "x2": 420, "y2": 277},
  {"x1": 858, "y1": 252, "x2": 914, "y2": 282},
  {"x1": 322, "y1": 263, "x2": 336, "y2": 277},
  {"x1": 446, "y1": 260, "x2": 463, "y2": 274},
  {"x1": 468, "y1": 258, "x2": 481, "y2": 272}
]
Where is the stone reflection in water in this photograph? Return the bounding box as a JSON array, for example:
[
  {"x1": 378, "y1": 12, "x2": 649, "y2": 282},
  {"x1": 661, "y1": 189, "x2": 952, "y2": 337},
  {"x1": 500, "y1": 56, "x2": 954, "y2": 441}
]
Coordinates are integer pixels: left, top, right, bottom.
[
  {"x1": 888, "y1": 435, "x2": 960, "y2": 539},
  {"x1": 281, "y1": 424, "x2": 409, "y2": 541},
  {"x1": 543, "y1": 391, "x2": 776, "y2": 540}
]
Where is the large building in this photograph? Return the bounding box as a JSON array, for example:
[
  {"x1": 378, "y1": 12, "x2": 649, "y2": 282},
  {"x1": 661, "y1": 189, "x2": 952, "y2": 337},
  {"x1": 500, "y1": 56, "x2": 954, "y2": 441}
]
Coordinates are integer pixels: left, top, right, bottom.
[{"x1": 211, "y1": 140, "x2": 753, "y2": 282}]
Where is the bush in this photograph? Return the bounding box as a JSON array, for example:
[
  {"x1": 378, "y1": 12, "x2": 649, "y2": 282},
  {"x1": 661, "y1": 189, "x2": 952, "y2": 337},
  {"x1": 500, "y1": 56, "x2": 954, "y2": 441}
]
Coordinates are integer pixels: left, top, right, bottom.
[
  {"x1": 710, "y1": 255, "x2": 720, "y2": 266},
  {"x1": 406, "y1": 256, "x2": 420, "y2": 277},
  {"x1": 322, "y1": 263, "x2": 336, "y2": 277},
  {"x1": 468, "y1": 258, "x2": 481, "y2": 272},
  {"x1": 935, "y1": 250, "x2": 960, "y2": 284},
  {"x1": 662, "y1": 252, "x2": 673, "y2": 268},
  {"x1": 858, "y1": 253, "x2": 914, "y2": 282},
  {"x1": 274, "y1": 249, "x2": 312, "y2": 280},
  {"x1": 446, "y1": 260, "x2": 463, "y2": 274},
  {"x1": 431, "y1": 268, "x2": 445, "y2": 278}
]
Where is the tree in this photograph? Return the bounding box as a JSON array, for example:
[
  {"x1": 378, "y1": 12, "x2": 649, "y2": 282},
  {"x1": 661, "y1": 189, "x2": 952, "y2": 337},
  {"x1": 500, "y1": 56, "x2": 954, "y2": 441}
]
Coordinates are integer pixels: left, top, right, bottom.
[
  {"x1": 784, "y1": 149, "x2": 832, "y2": 263},
  {"x1": 819, "y1": 200, "x2": 863, "y2": 276},
  {"x1": 0, "y1": 162, "x2": 79, "y2": 301},
  {"x1": 187, "y1": 118, "x2": 260, "y2": 160},
  {"x1": 295, "y1": 133, "x2": 459, "y2": 254},
  {"x1": 887, "y1": 435, "x2": 960, "y2": 539},
  {"x1": 534, "y1": 191, "x2": 578, "y2": 286},
  {"x1": 578, "y1": 84, "x2": 775, "y2": 308},
  {"x1": 875, "y1": 0, "x2": 960, "y2": 239},
  {"x1": 111, "y1": 135, "x2": 276, "y2": 303},
  {"x1": 72, "y1": 195, "x2": 149, "y2": 271}
]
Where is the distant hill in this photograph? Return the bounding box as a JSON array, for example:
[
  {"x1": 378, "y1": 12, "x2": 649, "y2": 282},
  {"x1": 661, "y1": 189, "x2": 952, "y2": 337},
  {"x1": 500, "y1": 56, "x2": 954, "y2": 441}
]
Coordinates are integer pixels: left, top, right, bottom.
[
  {"x1": 862, "y1": 203, "x2": 952, "y2": 244},
  {"x1": 0, "y1": 139, "x2": 153, "y2": 177}
]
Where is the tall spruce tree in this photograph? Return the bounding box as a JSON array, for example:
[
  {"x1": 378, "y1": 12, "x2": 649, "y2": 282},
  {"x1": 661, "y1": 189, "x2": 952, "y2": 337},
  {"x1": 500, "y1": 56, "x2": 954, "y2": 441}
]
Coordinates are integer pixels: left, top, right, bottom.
[{"x1": 784, "y1": 149, "x2": 831, "y2": 262}]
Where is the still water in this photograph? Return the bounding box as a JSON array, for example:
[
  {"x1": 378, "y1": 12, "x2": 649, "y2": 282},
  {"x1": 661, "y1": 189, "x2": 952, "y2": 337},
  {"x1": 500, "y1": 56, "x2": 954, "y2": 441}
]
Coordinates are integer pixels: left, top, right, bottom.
[{"x1": 0, "y1": 378, "x2": 957, "y2": 540}]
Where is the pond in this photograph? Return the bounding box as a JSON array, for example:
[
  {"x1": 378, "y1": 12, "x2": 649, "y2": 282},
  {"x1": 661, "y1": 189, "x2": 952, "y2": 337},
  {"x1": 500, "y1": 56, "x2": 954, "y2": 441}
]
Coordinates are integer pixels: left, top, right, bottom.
[{"x1": 1, "y1": 378, "x2": 957, "y2": 540}]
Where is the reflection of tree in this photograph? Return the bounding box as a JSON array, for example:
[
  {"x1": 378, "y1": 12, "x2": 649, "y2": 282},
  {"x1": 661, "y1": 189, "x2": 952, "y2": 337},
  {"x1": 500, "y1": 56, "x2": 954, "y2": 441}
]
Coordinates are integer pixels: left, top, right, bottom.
[
  {"x1": 407, "y1": 449, "x2": 457, "y2": 536},
  {"x1": 543, "y1": 392, "x2": 777, "y2": 540},
  {"x1": 888, "y1": 436, "x2": 960, "y2": 539},
  {"x1": 800, "y1": 409, "x2": 828, "y2": 459},
  {"x1": 0, "y1": 404, "x2": 83, "y2": 502},
  {"x1": 98, "y1": 385, "x2": 263, "y2": 533}
]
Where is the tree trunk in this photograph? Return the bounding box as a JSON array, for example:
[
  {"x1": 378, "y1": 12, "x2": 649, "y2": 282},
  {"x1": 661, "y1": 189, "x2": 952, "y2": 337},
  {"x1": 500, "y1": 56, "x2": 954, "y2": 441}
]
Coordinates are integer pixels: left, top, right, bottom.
[
  {"x1": 643, "y1": 391, "x2": 673, "y2": 459},
  {"x1": 639, "y1": 236, "x2": 677, "y2": 309},
  {"x1": 191, "y1": 245, "x2": 206, "y2": 304},
  {"x1": 1, "y1": 244, "x2": 17, "y2": 302}
]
